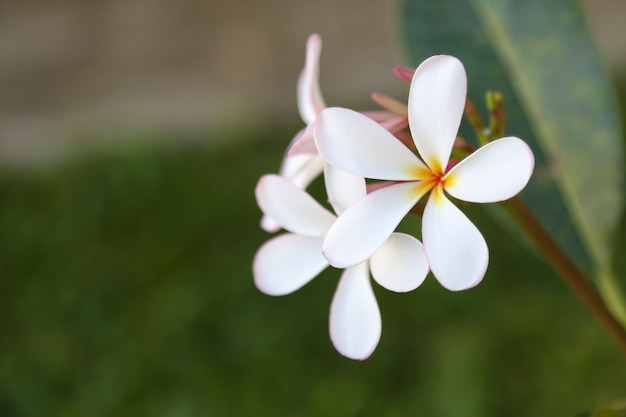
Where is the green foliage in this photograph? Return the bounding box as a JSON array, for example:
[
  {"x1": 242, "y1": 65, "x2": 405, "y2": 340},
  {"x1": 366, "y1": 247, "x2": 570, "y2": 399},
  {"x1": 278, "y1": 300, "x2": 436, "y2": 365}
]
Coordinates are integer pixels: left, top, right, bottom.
[
  {"x1": 401, "y1": 0, "x2": 626, "y2": 321},
  {"x1": 0, "y1": 133, "x2": 625, "y2": 416}
]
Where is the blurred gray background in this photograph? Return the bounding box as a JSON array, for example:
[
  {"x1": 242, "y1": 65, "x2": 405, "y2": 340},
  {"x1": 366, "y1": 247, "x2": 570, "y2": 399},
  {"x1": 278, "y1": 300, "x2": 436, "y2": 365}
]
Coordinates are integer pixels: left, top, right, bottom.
[{"x1": 0, "y1": 0, "x2": 624, "y2": 165}]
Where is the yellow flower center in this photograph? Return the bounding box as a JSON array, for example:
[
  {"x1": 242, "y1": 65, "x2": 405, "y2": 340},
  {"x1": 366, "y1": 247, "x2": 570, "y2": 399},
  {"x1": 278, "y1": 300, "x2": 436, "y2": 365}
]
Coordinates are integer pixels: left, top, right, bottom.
[{"x1": 409, "y1": 161, "x2": 455, "y2": 205}]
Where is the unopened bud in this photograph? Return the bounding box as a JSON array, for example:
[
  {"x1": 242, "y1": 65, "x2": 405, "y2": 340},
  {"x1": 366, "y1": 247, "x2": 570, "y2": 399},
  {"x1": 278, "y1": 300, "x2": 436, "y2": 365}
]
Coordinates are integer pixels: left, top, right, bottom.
[
  {"x1": 464, "y1": 98, "x2": 488, "y2": 146},
  {"x1": 393, "y1": 66, "x2": 416, "y2": 83},
  {"x1": 371, "y1": 93, "x2": 408, "y2": 115},
  {"x1": 486, "y1": 90, "x2": 506, "y2": 139}
]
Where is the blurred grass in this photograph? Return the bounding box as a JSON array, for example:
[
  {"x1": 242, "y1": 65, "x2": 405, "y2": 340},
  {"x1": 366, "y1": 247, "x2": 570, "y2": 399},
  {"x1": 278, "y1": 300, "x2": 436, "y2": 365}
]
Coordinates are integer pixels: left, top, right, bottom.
[{"x1": 0, "y1": 122, "x2": 624, "y2": 417}]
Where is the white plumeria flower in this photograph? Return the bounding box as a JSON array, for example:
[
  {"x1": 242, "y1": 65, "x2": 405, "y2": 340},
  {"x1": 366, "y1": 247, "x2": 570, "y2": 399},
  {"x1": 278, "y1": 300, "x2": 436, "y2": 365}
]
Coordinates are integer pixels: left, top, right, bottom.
[
  {"x1": 260, "y1": 34, "x2": 327, "y2": 232},
  {"x1": 262, "y1": 33, "x2": 407, "y2": 232},
  {"x1": 260, "y1": 33, "x2": 334, "y2": 233},
  {"x1": 314, "y1": 55, "x2": 534, "y2": 291},
  {"x1": 253, "y1": 165, "x2": 429, "y2": 360}
]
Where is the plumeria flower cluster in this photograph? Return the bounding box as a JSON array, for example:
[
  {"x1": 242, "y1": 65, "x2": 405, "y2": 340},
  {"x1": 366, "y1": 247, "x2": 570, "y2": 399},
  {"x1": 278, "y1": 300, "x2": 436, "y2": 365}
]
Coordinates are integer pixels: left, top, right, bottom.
[
  {"x1": 253, "y1": 34, "x2": 535, "y2": 360},
  {"x1": 260, "y1": 33, "x2": 409, "y2": 232}
]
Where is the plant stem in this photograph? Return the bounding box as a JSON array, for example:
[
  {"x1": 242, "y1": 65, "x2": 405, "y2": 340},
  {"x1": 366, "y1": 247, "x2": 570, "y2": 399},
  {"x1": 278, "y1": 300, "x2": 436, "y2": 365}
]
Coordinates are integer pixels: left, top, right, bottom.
[{"x1": 502, "y1": 196, "x2": 626, "y2": 355}]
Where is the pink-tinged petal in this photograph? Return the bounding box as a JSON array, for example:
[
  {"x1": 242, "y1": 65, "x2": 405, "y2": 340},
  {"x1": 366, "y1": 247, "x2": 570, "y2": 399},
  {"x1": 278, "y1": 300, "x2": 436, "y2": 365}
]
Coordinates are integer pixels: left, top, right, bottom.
[
  {"x1": 329, "y1": 262, "x2": 381, "y2": 360},
  {"x1": 408, "y1": 55, "x2": 466, "y2": 173},
  {"x1": 298, "y1": 33, "x2": 326, "y2": 124},
  {"x1": 444, "y1": 137, "x2": 535, "y2": 203},
  {"x1": 278, "y1": 153, "x2": 325, "y2": 189},
  {"x1": 253, "y1": 234, "x2": 327, "y2": 296},
  {"x1": 324, "y1": 163, "x2": 366, "y2": 215},
  {"x1": 422, "y1": 192, "x2": 488, "y2": 291},
  {"x1": 323, "y1": 181, "x2": 429, "y2": 268},
  {"x1": 256, "y1": 174, "x2": 335, "y2": 237},
  {"x1": 315, "y1": 107, "x2": 427, "y2": 180},
  {"x1": 260, "y1": 214, "x2": 281, "y2": 233},
  {"x1": 286, "y1": 124, "x2": 318, "y2": 157},
  {"x1": 370, "y1": 233, "x2": 429, "y2": 292},
  {"x1": 366, "y1": 180, "x2": 402, "y2": 194}
]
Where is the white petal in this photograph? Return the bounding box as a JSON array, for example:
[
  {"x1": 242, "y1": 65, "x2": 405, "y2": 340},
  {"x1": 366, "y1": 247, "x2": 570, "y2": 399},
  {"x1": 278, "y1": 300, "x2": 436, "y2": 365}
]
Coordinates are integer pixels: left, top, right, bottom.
[
  {"x1": 329, "y1": 263, "x2": 381, "y2": 360},
  {"x1": 323, "y1": 181, "x2": 427, "y2": 268},
  {"x1": 324, "y1": 163, "x2": 366, "y2": 215},
  {"x1": 370, "y1": 233, "x2": 429, "y2": 292},
  {"x1": 298, "y1": 33, "x2": 326, "y2": 124},
  {"x1": 408, "y1": 55, "x2": 466, "y2": 173},
  {"x1": 445, "y1": 137, "x2": 535, "y2": 203},
  {"x1": 315, "y1": 107, "x2": 427, "y2": 181},
  {"x1": 422, "y1": 192, "x2": 488, "y2": 291},
  {"x1": 253, "y1": 234, "x2": 327, "y2": 295},
  {"x1": 278, "y1": 152, "x2": 325, "y2": 189},
  {"x1": 255, "y1": 174, "x2": 335, "y2": 237},
  {"x1": 262, "y1": 149, "x2": 325, "y2": 234}
]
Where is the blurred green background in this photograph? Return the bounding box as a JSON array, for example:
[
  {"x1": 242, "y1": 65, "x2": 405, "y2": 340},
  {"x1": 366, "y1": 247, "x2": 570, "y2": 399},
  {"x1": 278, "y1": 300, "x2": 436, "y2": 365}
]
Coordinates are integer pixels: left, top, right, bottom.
[
  {"x1": 1, "y1": 122, "x2": 626, "y2": 417},
  {"x1": 1, "y1": 1, "x2": 626, "y2": 416}
]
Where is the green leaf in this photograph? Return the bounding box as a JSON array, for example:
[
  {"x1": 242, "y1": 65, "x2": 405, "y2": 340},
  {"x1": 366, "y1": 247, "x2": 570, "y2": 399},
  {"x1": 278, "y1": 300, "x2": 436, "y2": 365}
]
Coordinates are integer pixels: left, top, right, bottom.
[{"x1": 400, "y1": 0, "x2": 625, "y2": 321}]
